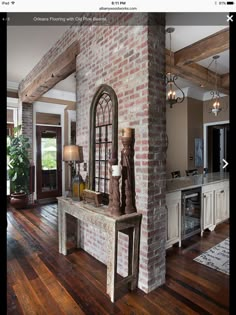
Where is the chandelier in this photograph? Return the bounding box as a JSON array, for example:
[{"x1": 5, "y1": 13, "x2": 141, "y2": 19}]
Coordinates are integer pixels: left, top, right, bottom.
[
  {"x1": 209, "y1": 55, "x2": 222, "y2": 116},
  {"x1": 166, "y1": 27, "x2": 185, "y2": 108}
]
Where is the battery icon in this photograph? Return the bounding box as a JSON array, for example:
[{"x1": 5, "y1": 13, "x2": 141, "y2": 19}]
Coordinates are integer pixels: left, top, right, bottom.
[{"x1": 227, "y1": 1, "x2": 234, "y2": 4}]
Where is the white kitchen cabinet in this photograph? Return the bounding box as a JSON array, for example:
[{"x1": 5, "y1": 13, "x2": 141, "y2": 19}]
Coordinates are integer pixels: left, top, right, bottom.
[
  {"x1": 202, "y1": 185, "x2": 214, "y2": 233},
  {"x1": 166, "y1": 191, "x2": 181, "y2": 249},
  {"x1": 225, "y1": 182, "x2": 230, "y2": 219},
  {"x1": 214, "y1": 181, "x2": 229, "y2": 224},
  {"x1": 166, "y1": 177, "x2": 229, "y2": 247},
  {"x1": 201, "y1": 180, "x2": 229, "y2": 233}
]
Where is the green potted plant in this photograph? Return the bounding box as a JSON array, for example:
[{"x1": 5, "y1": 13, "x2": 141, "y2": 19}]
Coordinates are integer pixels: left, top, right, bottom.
[{"x1": 7, "y1": 125, "x2": 31, "y2": 209}]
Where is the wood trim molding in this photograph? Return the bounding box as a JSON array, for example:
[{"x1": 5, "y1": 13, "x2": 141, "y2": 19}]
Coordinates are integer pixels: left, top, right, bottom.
[
  {"x1": 37, "y1": 96, "x2": 76, "y2": 109},
  {"x1": 7, "y1": 91, "x2": 18, "y2": 98}
]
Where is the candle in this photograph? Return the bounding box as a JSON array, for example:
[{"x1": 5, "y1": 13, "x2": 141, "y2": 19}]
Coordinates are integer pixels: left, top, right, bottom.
[
  {"x1": 213, "y1": 100, "x2": 220, "y2": 109},
  {"x1": 168, "y1": 90, "x2": 175, "y2": 100},
  {"x1": 112, "y1": 165, "x2": 121, "y2": 176},
  {"x1": 122, "y1": 128, "x2": 133, "y2": 138}
]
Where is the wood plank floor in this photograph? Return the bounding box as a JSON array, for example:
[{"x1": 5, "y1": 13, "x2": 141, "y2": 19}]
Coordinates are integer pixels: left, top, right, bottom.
[{"x1": 7, "y1": 203, "x2": 230, "y2": 315}]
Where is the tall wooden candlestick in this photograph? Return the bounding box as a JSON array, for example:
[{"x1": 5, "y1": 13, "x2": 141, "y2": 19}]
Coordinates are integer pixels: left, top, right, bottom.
[
  {"x1": 121, "y1": 134, "x2": 136, "y2": 214},
  {"x1": 110, "y1": 176, "x2": 122, "y2": 216},
  {"x1": 108, "y1": 157, "x2": 117, "y2": 212}
]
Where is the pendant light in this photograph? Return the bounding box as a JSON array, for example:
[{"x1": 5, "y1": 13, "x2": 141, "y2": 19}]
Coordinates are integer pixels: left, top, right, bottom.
[
  {"x1": 166, "y1": 27, "x2": 185, "y2": 108},
  {"x1": 210, "y1": 55, "x2": 222, "y2": 116}
]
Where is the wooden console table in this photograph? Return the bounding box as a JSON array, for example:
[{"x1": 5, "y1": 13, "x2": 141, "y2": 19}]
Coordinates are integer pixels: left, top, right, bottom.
[{"x1": 57, "y1": 197, "x2": 142, "y2": 302}]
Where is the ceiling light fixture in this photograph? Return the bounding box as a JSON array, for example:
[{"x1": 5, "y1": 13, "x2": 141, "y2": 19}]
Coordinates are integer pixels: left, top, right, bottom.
[
  {"x1": 210, "y1": 55, "x2": 222, "y2": 116},
  {"x1": 166, "y1": 27, "x2": 185, "y2": 108}
]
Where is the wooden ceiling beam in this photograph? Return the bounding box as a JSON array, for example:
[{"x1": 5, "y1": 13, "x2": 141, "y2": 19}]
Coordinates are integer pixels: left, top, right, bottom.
[
  {"x1": 221, "y1": 73, "x2": 229, "y2": 89},
  {"x1": 174, "y1": 28, "x2": 229, "y2": 66},
  {"x1": 18, "y1": 40, "x2": 80, "y2": 103},
  {"x1": 166, "y1": 49, "x2": 229, "y2": 95}
]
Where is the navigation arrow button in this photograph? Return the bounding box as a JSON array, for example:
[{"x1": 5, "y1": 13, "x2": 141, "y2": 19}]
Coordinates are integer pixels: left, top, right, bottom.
[{"x1": 222, "y1": 159, "x2": 229, "y2": 169}]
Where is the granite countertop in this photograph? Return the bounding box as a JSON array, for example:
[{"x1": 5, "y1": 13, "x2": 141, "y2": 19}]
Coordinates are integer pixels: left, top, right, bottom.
[{"x1": 166, "y1": 172, "x2": 229, "y2": 193}]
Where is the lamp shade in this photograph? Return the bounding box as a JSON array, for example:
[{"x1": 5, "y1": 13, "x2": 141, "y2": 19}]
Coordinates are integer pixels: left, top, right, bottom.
[{"x1": 63, "y1": 145, "x2": 83, "y2": 162}]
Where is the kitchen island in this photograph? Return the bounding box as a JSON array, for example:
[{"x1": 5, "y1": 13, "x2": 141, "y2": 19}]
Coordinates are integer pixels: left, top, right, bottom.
[{"x1": 165, "y1": 172, "x2": 229, "y2": 249}]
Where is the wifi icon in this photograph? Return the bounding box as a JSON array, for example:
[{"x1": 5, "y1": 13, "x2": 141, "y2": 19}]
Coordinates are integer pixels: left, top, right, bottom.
[{"x1": 11, "y1": 1, "x2": 15, "y2": 4}]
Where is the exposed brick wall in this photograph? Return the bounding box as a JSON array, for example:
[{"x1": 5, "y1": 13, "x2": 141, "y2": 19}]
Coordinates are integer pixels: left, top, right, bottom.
[
  {"x1": 75, "y1": 13, "x2": 166, "y2": 293},
  {"x1": 22, "y1": 102, "x2": 33, "y2": 162},
  {"x1": 143, "y1": 15, "x2": 166, "y2": 291},
  {"x1": 22, "y1": 102, "x2": 34, "y2": 203}
]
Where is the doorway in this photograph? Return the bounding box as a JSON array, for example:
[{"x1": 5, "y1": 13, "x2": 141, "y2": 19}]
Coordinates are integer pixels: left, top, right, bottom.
[
  {"x1": 36, "y1": 126, "x2": 62, "y2": 201},
  {"x1": 7, "y1": 123, "x2": 14, "y2": 196},
  {"x1": 207, "y1": 123, "x2": 229, "y2": 173}
]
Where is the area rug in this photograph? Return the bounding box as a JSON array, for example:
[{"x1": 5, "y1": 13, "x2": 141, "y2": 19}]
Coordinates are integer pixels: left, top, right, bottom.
[{"x1": 193, "y1": 238, "x2": 229, "y2": 275}]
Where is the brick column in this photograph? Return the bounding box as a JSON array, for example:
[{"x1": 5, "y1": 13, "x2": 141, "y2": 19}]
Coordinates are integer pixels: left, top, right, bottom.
[
  {"x1": 22, "y1": 102, "x2": 34, "y2": 204},
  {"x1": 75, "y1": 13, "x2": 167, "y2": 293},
  {"x1": 140, "y1": 13, "x2": 166, "y2": 292},
  {"x1": 22, "y1": 102, "x2": 33, "y2": 162}
]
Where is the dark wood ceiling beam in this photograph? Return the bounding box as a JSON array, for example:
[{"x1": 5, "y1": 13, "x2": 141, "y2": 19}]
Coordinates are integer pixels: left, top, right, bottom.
[
  {"x1": 166, "y1": 49, "x2": 229, "y2": 95},
  {"x1": 174, "y1": 28, "x2": 229, "y2": 66},
  {"x1": 221, "y1": 73, "x2": 229, "y2": 89},
  {"x1": 18, "y1": 40, "x2": 79, "y2": 103}
]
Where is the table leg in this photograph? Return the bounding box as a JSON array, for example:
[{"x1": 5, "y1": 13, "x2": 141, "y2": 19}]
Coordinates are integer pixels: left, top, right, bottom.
[
  {"x1": 76, "y1": 219, "x2": 81, "y2": 248},
  {"x1": 106, "y1": 225, "x2": 117, "y2": 302},
  {"x1": 60, "y1": 210, "x2": 67, "y2": 255},
  {"x1": 127, "y1": 228, "x2": 133, "y2": 290},
  {"x1": 130, "y1": 224, "x2": 140, "y2": 290},
  {"x1": 58, "y1": 202, "x2": 62, "y2": 253}
]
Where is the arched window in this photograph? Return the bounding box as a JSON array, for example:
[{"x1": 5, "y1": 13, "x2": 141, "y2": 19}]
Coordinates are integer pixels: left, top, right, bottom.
[{"x1": 89, "y1": 84, "x2": 118, "y2": 205}]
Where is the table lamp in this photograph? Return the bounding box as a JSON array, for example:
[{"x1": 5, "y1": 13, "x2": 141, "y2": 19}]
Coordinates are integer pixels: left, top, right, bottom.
[{"x1": 63, "y1": 145, "x2": 83, "y2": 197}]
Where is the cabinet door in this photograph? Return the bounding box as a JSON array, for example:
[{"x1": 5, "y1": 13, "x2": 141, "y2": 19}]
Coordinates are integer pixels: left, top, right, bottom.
[
  {"x1": 202, "y1": 190, "x2": 214, "y2": 230},
  {"x1": 215, "y1": 186, "x2": 227, "y2": 224},
  {"x1": 225, "y1": 182, "x2": 229, "y2": 219},
  {"x1": 221, "y1": 181, "x2": 229, "y2": 221},
  {"x1": 166, "y1": 191, "x2": 181, "y2": 248}
]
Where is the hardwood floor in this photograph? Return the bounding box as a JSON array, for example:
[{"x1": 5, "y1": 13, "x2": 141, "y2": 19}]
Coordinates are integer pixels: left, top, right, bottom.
[{"x1": 7, "y1": 203, "x2": 230, "y2": 315}]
